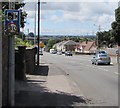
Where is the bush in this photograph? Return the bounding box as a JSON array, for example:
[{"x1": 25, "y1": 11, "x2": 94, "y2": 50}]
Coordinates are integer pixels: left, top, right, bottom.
[{"x1": 15, "y1": 37, "x2": 32, "y2": 48}]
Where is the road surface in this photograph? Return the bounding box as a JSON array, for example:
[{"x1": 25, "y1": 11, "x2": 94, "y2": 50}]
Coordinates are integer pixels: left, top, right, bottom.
[{"x1": 40, "y1": 52, "x2": 118, "y2": 106}]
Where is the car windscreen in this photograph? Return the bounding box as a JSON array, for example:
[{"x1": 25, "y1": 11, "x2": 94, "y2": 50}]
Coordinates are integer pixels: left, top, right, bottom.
[
  {"x1": 99, "y1": 55, "x2": 108, "y2": 57},
  {"x1": 99, "y1": 51, "x2": 106, "y2": 53}
]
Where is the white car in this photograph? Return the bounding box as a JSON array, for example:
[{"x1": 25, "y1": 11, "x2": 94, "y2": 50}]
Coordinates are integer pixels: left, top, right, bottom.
[
  {"x1": 91, "y1": 53, "x2": 111, "y2": 65},
  {"x1": 57, "y1": 51, "x2": 62, "y2": 55}
]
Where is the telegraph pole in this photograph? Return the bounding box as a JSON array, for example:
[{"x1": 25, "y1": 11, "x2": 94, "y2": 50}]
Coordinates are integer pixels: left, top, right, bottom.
[
  {"x1": 0, "y1": 2, "x2": 2, "y2": 107},
  {"x1": 37, "y1": 0, "x2": 40, "y2": 65},
  {"x1": 34, "y1": 3, "x2": 37, "y2": 45},
  {"x1": 94, "y1": 24, "x2": 101, "y2": 49}
]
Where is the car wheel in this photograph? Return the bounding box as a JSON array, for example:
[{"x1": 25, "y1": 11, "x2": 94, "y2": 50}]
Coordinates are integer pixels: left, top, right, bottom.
[
  {"x1": 96, "y1": 61, "x2": 99, "y2": 65},
  {"x1": 94, "y1": 62, "x2": 96, "y2": 65},
  {"x1": 92, "y1": 62, "x2": 94, "y2": 64},
  {"x1": 107, "y1": 62, "x2": 110, "y2": 65}
]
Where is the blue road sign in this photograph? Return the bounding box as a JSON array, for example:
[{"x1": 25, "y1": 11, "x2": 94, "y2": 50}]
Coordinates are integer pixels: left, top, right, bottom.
[{"x1": 5, "y1": 10, "x2": 20, "y2": 34}]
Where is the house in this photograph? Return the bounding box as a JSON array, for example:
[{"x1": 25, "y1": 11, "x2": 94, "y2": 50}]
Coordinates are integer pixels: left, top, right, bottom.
[
  {"x1": 75, "y1": 41, "x2": 97, "y2": 53},
  {"x1": 53, "y1": 40, "x2": 78, "y2": 52}
]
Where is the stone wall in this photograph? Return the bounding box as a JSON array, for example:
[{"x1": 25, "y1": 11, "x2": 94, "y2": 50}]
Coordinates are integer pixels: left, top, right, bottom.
[
  {"x1": 26, "y1": 47, "x2": 37, "y2": 74},
  {"x1": 15, "y1": 46, "x2": 37, "y2": 80}
]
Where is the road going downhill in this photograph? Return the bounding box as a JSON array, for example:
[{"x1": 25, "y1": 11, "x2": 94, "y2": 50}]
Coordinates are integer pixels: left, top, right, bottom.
[{"x1": 40, "y1": 52, "x2": 118, "y2": 106}]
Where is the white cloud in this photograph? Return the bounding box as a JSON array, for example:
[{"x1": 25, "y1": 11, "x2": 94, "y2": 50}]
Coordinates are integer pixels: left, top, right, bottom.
[
  {"x1": 98, "y1": 14, "x2": 113, "y2": 24},
  {"x1": 41, "y1": 27, "x2": 93, "y2": 35},
  {"x1": 24, "y1": 1, "x2": 118, "y2": 35},
  {"x1": 41, "y1": 2, "x2": 117, "y2": 22},
  {"x1": 24, "y1": 0, "x2": 119, "y2": 2},
  {"x1": 26, "y1": 10, "x2": 35, "y2": 18}
]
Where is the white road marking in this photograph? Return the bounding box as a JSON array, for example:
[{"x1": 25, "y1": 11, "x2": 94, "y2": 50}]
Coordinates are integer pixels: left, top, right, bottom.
[
  {"x1": 114, "y1": 72, "x2": 119, "y2": 75},
  {"x1": 79, "y1": 63, "x2": 83, "y2": 65},
  {"x1": 86, "y1": 65, "x2": 91, "y2": 67},
  {"x1": 103, "y1": 69, "x2": 109, "y2": 71},
  {"x1": 98, "y1": 67, "x2": 109, "y2": 72}
]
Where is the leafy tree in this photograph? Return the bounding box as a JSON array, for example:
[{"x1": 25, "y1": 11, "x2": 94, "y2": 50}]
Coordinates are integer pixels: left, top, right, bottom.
[
  {"x1": 79, "y1": 37, "x2": 93, "y2": 43},
  {"x1": 69, "y1": 37, "x2": 80, "y2": 42},
  {"x1": 96, "y1": 30, "x2": 115, "y2": 48},
  {"x1": 111, "y1": 7, "x2": 120, "y2": 46},
  {"x1": 15, "y1": 37, "x2": 32, "y2": 48},
  {"x1": 47, "y1": 38, "x2": 62, "y2": 49}
]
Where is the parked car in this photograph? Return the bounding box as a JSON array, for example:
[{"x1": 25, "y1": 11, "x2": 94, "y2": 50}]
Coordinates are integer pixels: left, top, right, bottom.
[
  {"x1": 39, "y1": 50, "x2": 43, "y2": 55},
  {"x1": 65, "y1": 51, "x2": 73, "y2": 56},
  {"x1": 50, "y1": 49, "x2": 57, "y2": 54},
  {"x1": 51, "y1": 50, "x2": 57, "y2": 54},
  {"x1": 91, "y1": 53, "x2": 111, "y2": 65},
  {"x1": 57, "y1": 51, "x2": 62, "y2": 55}
]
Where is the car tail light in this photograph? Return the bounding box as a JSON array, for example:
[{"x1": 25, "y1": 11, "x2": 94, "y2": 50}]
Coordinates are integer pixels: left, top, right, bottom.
[{"x1": 98, "y1": 58, "x2": 103, "y2": 60}]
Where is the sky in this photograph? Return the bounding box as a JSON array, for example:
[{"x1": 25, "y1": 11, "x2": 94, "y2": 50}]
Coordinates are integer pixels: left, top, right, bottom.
[{"x1": 22, "y1": 0, "x2": 119, "y2": 36}]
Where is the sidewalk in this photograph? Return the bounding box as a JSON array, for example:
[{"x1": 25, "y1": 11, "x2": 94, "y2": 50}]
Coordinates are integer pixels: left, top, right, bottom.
[{"x1": 15, "y1": 63, "x2": 90, "y2": 107}]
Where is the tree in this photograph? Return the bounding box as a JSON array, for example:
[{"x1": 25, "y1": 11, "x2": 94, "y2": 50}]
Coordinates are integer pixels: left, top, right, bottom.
[
  {"x1": 47, "y1": 38, "x2": 62, "y2": 49},
  {"x1": 96, "y1": 28, "x2": 117, "y2": 48},
  {"x1": 69, "y1": 37, "x2": 80, "y2": 42},
  {"x1": 111, "y1": 7, "x2": 120, "y2": 46}
]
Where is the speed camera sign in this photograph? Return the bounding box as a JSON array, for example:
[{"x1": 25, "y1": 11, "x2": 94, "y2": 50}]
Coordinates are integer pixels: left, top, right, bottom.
[{"x1": 7, "y1": 22, "x2": 17, "y2": 33}]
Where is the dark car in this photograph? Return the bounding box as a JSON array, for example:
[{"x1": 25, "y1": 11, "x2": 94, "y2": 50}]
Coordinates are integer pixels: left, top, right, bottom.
[{"x1": 65, "y1": 51, "x2": 73, "y2": 56}]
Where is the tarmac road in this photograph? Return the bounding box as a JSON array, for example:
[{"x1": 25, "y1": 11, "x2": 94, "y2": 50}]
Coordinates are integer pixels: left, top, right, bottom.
[{"x1": 41, "y1": 52, "x2": 118, "y2": 106}]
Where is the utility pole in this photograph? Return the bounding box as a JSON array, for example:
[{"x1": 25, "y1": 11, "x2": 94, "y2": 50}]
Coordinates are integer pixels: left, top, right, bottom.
[
  {"x1": 94, "y1": 24, "x2": 101, "y2": 49},
  {"x1": 34, "y1": 3, "x2": 37, "y2": 45},
  {"x1": 37, "y1": 0, "x2": 40, "y2": 65},
  {"x1": 0, "y1": 2, "x2": 2, "y2": 108},
  {"x1": 8, "y1": 1, "x2": 15, "y2": 106}
]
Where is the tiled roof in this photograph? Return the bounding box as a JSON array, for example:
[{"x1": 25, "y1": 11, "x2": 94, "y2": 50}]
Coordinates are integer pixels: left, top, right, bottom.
[
  {"x1": 54, "y1": 40, "x2": 77, "y2": 47},
  {"x1": 77, "y1": 41, "x2": 96, "y2": 51},
  {"x1": 84, "y1": 41, "x2": 95, "y2": 51},
  {"x1": 63, "y1": 40, "x2": 77, "y2": 46}
]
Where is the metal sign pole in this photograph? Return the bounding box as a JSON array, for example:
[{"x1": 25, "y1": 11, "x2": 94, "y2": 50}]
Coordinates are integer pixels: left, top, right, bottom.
[{"x1": 8, "y1": 1, "x2": 15, "y2": 106}]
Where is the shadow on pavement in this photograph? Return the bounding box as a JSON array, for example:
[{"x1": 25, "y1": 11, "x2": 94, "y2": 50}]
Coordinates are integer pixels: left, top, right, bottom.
[
  {"x1": 33, "y1": 65, "x2": 49, "y2": 76},
  {"x1": 15, "y1": 64, "x2": 91, "y2": 107},
  {"x1": 15, "y1": 79, "x2": 89, "y2": 107}
]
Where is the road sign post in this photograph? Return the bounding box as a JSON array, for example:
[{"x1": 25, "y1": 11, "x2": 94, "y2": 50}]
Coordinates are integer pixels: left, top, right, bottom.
[
  {"x1": 5, "y1": 10, "x2": 20, "y2": 35},
  {"x1": 39, "y1": 43, "x2": 44, "y2": 48},
  {"x1": 5, "y1": 9, "x2": 20, "y2": 106}
]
